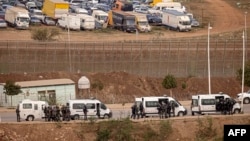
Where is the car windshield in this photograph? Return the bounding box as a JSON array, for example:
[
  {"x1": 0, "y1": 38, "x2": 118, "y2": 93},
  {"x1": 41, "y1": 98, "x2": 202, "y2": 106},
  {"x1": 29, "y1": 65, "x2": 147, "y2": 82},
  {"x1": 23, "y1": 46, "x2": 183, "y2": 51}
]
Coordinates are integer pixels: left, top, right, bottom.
[
  {"x1": 46, "y1": 17, "x2": 54, "y2": 21},
  {"x1": 18, "y1": 17, "x2": 29, "y2": 22},
  {"x1": 126, "y1": 19, "x2": 135, "y2": 25},
  {"x1": 99, "y1": 15, "x2": 107, "y2": 21},
  {"x1": 138, "y1": 21, "x2": 148, "y2": 26}
]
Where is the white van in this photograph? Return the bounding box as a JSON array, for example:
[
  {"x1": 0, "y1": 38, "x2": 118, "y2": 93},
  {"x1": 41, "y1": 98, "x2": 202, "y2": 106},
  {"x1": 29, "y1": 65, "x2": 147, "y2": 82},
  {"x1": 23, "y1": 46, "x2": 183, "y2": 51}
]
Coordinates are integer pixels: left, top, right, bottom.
[
  {"x1": 135, "y1": 96, "x2": 187, "y2": 117},
  {"x1": 57, "y1": 14, "x2": 81, "y2": 30},
  {"x1": 191, "y1": 93, "x2": 241, "y2": 115},
  {"x1": 66, "y1": 99, "x2": 112, "y2": 120},
  {"x1": 76, "y1": 14, "x2": 95, "y2": 30},
  {"x1": 18, "y1": 99, "x2": 48, "y2": 121}
]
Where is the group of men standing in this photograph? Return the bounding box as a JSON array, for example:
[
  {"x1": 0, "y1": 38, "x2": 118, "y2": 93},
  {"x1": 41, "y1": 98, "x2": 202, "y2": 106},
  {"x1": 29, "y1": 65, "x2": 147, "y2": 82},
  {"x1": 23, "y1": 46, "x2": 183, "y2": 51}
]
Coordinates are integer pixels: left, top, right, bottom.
[
  {"x1": 43, "y1": 105, "x2": 71, "y2": 122},
  {"x1": 157, "y1": 100, "x2": 176, "y2": 119},
  {"x1": 216, "y1": 98, "x2": 236, "y2": 115}
]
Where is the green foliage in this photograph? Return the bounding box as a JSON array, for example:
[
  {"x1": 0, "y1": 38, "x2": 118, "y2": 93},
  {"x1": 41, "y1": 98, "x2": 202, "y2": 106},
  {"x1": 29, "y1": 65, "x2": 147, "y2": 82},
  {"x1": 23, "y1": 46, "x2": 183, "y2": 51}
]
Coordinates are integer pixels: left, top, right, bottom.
[
  {"x1": 4, "y1": 80, "x2": 21, "y2": 96},
  {"x1": 159, "y1": 120, "x2": 173, "y2": 139},
  {"x1": 162, "y1": 74, "x2": 177, "y2": 89},
  {"x1": 143, "y1": 125, "x2": 158, "y2": 141},
  {"x1": 195, "y1": 117, "x2": 217, "y2": 141},
  {"x1": 182, "y1": 81, "x2": 187, "y2": 89},
  {"x1": 236, "y1": 61, "x2": 250, "y2": 87},
  {"x1": 96, "y1": 128, "x2": 111, "y2": 141},
  {"x1": 113, "y1": 118, "x2": 133, "y2": 141},
  {"x1": 31, "y1": 27, "x2": 60, "y2": 41},
  {"x1": 4, "y1": 80, "x2": 22, "y2": 107},
  {"x1": 91, "y1": 80, "x2": 104, "y2": 91}
]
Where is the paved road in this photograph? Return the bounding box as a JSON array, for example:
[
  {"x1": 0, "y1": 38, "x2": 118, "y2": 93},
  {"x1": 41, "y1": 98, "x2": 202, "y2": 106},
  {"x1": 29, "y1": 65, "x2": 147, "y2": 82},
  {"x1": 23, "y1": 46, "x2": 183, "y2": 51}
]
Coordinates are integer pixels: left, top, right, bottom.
[{"x1": 0, "y1": 103, "x2": 250, "y2": 122}]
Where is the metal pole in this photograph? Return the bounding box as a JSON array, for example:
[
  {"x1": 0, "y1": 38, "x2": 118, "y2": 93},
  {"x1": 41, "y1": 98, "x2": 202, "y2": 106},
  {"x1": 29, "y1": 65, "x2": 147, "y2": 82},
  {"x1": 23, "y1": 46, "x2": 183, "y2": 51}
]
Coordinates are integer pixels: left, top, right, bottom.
[
  {"x1": 67, "y1": 14, "x2": 72, "y2": 72},
  {"x1": 245, "y1": 12, "x2": 247, "y2": 60},
  {"x1": 241, "y1": 31, "x2": 245, "y2": 113},
  {"x1": 208, "y1": 23, "x2": 212, "y2": 95}
]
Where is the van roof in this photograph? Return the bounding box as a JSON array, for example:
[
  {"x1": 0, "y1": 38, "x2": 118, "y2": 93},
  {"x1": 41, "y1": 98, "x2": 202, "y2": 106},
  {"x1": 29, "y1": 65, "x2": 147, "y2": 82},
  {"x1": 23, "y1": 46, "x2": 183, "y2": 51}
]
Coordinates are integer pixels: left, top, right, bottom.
[{"x1": 67, "y1": 99, "x2": 101, "y2": 103}]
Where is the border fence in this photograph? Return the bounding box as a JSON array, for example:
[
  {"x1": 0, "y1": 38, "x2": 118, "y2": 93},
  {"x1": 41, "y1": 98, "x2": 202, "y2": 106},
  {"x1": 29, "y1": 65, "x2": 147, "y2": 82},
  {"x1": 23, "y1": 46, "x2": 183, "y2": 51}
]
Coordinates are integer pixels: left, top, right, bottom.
[{"x1": 0, "y1": 38, "x2": 249, "y2": 78}]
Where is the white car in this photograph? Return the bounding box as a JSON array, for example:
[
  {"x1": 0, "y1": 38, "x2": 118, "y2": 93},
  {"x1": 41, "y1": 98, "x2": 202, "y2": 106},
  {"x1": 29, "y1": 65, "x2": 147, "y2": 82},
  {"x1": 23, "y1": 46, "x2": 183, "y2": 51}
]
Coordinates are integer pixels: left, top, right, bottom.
[
  {"x1": 237, "y1": 90, "x2": 250, "y2": 104},
  {"x1": 29, "y1": 9, "x2": 44, "y2": 21}
]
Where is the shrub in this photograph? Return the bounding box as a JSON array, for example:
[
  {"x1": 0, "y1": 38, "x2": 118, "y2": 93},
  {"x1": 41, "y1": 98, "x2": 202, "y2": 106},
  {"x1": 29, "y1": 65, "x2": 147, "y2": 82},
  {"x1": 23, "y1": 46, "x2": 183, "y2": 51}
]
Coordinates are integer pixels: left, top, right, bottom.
[
  {"x1": 96, "y1": 128, "x2": 111, "y2": 141},
  {"x1": 195, "y1": 117, "x2": 217, "y2": 141},
  {"x1": 159, "y1": 120, "x2": 173, "y2": 139},
  {"x1": 31, "y1": 27, "x2": 60, "y2": 41},
  {"x1": 162, "y1": 74, "x2": 177, "y2": 89}
]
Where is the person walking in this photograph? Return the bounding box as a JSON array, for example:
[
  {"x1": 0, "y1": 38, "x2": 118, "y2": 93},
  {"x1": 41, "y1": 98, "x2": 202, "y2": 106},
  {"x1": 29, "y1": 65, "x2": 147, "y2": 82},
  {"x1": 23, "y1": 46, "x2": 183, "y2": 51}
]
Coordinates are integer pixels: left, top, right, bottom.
[
  {"x1": 96, "y1": 103, "x2": 100, "y2": 119},
  {"x1": 16, "y1": 105, "x2": 21, "y2": 122}
]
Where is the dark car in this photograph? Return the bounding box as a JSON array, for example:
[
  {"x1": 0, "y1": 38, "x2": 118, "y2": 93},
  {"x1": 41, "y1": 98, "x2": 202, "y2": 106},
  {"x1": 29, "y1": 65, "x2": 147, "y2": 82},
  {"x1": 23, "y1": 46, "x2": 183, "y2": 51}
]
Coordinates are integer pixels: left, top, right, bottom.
[
  {"x1": 30, "y1": 16, "x2": 41, "y2": 25},
  {"x1": 0, "y1": 11, "x2": 5, "y2": 19},
  {"x1": 146, "y1": 14, "x2": 162, "y2": 26}
]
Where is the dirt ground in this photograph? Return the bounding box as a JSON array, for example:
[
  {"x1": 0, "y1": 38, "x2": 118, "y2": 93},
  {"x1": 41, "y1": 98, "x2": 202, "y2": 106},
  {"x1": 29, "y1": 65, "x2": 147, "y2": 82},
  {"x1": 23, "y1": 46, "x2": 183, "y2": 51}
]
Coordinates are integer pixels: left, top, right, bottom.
[{"x1": 0, "y1": 0, "x2": 250, "y2": 140}]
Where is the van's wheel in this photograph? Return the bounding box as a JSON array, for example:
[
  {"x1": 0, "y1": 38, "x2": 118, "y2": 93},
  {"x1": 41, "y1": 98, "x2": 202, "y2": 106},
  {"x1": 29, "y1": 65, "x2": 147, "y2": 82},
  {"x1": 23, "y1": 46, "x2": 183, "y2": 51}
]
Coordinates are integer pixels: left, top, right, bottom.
[
  {"x1": 178, "y1": 112, "x2": 184, "y2": 117},
  {"x1": 74, "y1": 115, "x2": 80, "y2": 120},
  {"x1": 234, "y1": 109, "x2": 240, "y2": 114},
  {"x1": 26, "y1": 115, "x2": 34, "y2": 121},
  {"x1": 243, "y1": 98, "x2": 250, "y2": 104},
  {"x1": 103, "y1": 114, "x2": 109, "y2": 119}
]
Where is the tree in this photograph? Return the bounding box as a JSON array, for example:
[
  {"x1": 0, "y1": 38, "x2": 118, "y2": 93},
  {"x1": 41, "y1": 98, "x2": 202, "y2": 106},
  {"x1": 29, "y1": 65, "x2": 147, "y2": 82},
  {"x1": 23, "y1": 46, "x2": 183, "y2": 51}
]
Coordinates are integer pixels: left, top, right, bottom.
[
  {"x1": 236, "y1": 61, "x2": 250, "y2": 87},
  {"x1": 4, "y1": 80, "x2": 22, "y2": 107},
  {"x1": 162, "y1": 74, "x2": 177, "y2": 97}
]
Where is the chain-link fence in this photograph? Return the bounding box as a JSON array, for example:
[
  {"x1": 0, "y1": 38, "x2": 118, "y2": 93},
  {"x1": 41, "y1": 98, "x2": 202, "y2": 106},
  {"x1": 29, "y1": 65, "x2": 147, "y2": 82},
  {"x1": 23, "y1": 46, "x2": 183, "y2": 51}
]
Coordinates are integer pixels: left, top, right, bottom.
[{"x1": 0, "y1": 38, "x2": 248, "y2": 78}]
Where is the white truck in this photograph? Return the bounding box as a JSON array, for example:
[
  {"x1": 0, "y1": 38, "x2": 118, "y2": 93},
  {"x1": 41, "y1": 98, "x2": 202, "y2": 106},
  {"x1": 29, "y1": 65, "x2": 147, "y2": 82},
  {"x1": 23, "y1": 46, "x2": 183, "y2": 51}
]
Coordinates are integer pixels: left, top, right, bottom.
[
  {"x1": 92, "y1": 10, "x2": 108, "y2": 29},
  {"x1": 57, "y1": 14, "x2": 81, "y2": 30},
  {"x1": 126, "y1": 12, "x2": 151, "y2": 32},
  {"x1": 18, "y1": 99, "x2": 48, "y2": 121},
  {"x1": 162, "y1": 9, "x2": 191, "y2": 32},
  {"x1": 66, "y1": 98, "x2": 112, "y2": 120},
  {"x1": 76, "y1": 14, "x2": 95, "y2": 30},
  {"x1": 5, "y1": 7, "x2": 30, "y2": 29}
]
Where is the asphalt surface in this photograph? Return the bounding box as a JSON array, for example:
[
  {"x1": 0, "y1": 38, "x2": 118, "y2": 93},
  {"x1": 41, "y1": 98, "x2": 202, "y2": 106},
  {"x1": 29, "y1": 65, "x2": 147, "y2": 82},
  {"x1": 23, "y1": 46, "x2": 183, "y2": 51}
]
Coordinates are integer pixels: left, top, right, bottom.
[{"x1": 0, "y1": 101, "x2": 250, "y2": 122}]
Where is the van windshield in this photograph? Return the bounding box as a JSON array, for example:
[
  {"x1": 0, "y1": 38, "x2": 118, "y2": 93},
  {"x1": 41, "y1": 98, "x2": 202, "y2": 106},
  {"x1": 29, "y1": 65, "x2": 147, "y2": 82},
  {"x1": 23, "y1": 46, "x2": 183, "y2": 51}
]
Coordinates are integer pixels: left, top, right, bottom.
[
  {"x1": 126, "y1": 19, "x2": 135, "y2": 25},
  {"x1": 175, "y1": 99, "x2": 182, "y2": 106}
]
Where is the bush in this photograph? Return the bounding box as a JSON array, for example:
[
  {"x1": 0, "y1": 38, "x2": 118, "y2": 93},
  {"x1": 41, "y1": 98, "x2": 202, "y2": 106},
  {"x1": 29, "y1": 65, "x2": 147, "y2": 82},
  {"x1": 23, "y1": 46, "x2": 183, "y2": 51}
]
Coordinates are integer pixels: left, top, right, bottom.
[
  {"x1": 195, "y1": 117, "x2": 217, "y2": 141},
  {"x1": 159, "y1": 120, "x2": 173, "y2": 139},
  {"x1": 162, "y1": 74, "x2": 177, "y2": 89},
  {"x1": 31, "y1": 27, "x2": 60, "y2": 41}
]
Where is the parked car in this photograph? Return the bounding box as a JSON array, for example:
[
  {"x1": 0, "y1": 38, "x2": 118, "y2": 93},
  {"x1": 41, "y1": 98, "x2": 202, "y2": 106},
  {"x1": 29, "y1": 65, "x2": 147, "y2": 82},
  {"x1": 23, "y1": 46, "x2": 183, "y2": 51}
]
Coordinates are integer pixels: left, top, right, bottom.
[
  {"x1": 29, "y1": 16, "x2": 41, "y2": 25},
  {"x1": 0, "y1": 11, "x2": 5, "y2": 19},
  {"x1": 134, "y1": 5, "x2": 149, "y2": 14},
  {"x1": 146, "y1": 13, "x2": 162, "y2": 25},
  {"x1": 0, "y1": 18, "x2": 7, "y2": 28},
  {"x1": 42, "y1": 16, "x2": 56, "y2": 26},
  {"x1": 29, "y1": 9, "x2": 44, "y2": 21}
]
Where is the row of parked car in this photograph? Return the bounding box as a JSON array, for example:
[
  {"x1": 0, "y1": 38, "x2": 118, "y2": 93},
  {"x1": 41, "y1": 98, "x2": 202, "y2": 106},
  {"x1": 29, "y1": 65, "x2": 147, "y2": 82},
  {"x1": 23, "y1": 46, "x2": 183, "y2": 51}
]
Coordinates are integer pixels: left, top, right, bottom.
[{"x1": 0, "y1": 0, "x2": 199, "y2": 31}]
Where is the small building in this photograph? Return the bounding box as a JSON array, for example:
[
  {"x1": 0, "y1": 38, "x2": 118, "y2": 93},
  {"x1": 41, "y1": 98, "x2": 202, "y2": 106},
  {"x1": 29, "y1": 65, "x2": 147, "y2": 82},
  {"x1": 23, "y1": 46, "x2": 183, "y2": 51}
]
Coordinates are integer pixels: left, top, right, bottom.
[{"x1": 0, "y1": 79, "x2": 76, "y2": 107}]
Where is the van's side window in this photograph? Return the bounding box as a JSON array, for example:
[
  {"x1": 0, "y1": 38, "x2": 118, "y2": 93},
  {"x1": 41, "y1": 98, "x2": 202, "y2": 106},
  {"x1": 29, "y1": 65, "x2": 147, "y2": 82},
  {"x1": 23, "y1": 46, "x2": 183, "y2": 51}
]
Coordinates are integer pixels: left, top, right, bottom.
[
  {"x1": 201, "y1": 99, "x2": 215, "y2": 105},
  {"x1": 86, "y1": 103, "x2": 95, "y2": 109},
  {"x1": 73, "y1": 103, "x2": 84, "y2": 109},
  {"x1": 34, "y1": 104, "x2": 38, "y2": 110},
  {"x1": 145, "y1": 101, "x2": 158, "y2": 107},
  {"x1": 23, "y1": 103, "x2": 32, "y2": 109}
]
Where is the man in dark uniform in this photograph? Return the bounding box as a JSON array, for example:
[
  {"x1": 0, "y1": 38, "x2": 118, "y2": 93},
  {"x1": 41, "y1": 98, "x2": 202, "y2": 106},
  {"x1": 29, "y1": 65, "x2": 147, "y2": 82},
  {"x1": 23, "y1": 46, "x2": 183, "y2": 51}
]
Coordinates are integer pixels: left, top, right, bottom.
[
  {"x1": 139, "y1": 102, "x2": 144, "y2": 118},
  {"x1": 96, "y1": 103, "x2": 100, "y2": 119},
  {"x1": 83, "y1": 104, "x2": 88, "y2": 120},
  {"x1": 16, "y1": 105, "x2": 21, "y2": 122}
]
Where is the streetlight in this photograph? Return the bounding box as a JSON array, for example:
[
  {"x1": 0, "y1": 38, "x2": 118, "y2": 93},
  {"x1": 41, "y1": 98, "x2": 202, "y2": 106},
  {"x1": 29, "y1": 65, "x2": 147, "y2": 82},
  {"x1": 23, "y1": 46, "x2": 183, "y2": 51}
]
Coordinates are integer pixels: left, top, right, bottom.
[
  {"x1": 208, "y1": 23, "x2": 212, "y2": 95},
  {"x1": 245, "y1": 11, "x2": 247, "y2": 59},
  {"x1": 67, "y1": 14, "x2": 72, "y2": 72},
  {"x1": 241, "y1": 31, "x2": 245, "y2": 113}
]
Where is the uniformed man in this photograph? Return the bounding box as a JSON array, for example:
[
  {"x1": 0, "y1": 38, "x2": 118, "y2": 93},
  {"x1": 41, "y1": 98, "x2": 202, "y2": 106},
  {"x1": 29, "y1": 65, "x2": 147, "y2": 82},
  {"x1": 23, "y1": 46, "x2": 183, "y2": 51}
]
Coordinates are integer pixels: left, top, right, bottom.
[{"x1": 16, "y1": 105, "x2": 21, "y2": 122}]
